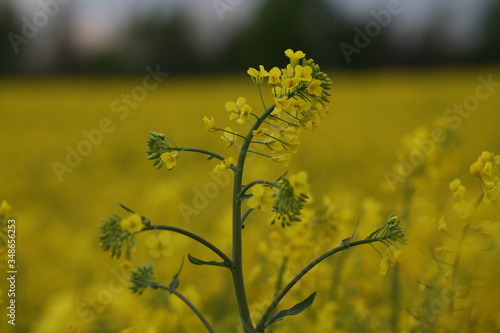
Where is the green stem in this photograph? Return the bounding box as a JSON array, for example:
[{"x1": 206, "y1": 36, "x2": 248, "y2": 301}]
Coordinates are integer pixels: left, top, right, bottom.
[
  {"x1": 219, "y1": 128, "x2": 247, "y2": 140},
  {"x1": 255, "y1": 237, "x2": 382, "y2": 332},
  {"x1": 232, "y1": 104, "x2": 276, "y2": 333},
  {"x1": 258, "y1": 84, "x2": 267, "y2": 110},
  {"x1": 132, "y1": 280, "x2": 216, "y2": 333},
  {"x1": 448, "y1": 222, "x2": 470, "y2": 315},
  {"x1": 141, "y1": 225, "x2": 232, "y2": 266},
  {"x1": 170, "y1": 147, "x2": 226, "y2": 161},
  {"x1": 246, "y1": 149, "x2": 273, "y2": 159}
]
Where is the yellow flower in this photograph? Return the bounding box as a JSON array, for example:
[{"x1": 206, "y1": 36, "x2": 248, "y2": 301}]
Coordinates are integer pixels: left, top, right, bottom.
[
  {"x1": 247, "y1": 184, "x2": 275, "y2": 211},
  {"x1": 272, "y1": 96, "x2": 291, "y2": 116},
  {"x1": 226, "y1": 97, "x2": 245, "y2": 119},
  {"x1": 268, "y1": 66, "x2": 281, "y2": 85},
  {"x1": 237, "y1": 104, "x2": 252, "y2": 124},
  {"x1": 145, "y1": 232, "x2": 174, "y2": 258},
  {"x1": 307, "y1": 79, "x2": 323, "y2": 96},
  {"x1": 0, "y1": 200, "x2": 12, "y2": 215},
  {"x1": 160, "y1": 152, "x2": 178, "y2": 170},
  {"x1": 221, "y1": 127, "x2": 238, "y2": 146},
  {"x1": 303, "y1": 110, "x2": 321, "y2": 132},
  {"x1": 252, "y1": 127, "x2": 269, "y2": 139},
  {"x1": 388, "y1": 246, "x2": 402, "y2": 259},
  {"x1": 294, "y1": 65, "x2": 312, "y2": 82},
  {"x1": 280, "y1": 126, "x2": 301, "y2": 153},
  {"x1": 483, "y1": 161, "x2": 493, "y2": 177},
  {"x1": 271, "y1": 153, "x2": 292, "y2": 167},
  {"x1": 120, "y1": 214, "x2": 143, "y2": 233},
  {"x1": 281, "y1": 77, "x2": 300, "y2": 90},
  {"x1": 449, "y1": 178, "x2": 462, "y2": 191},
  {"x1": 247, "y1": 65, "x2": 269, "y2": 84},
  {"x1": 213, "y1": 157, "x2": 235, "y2": 173},
  {"x1": 479, "y1": 151, "x2": 492, "y2": 162},
  {"x1": 281, "y1": 126, "x2": 300, "y2": 142},
  {"x1": 285, "y1": 49, "x2": 306, "y2": 64},
  {"x1": 226, "y1": 97, "x2": 252, "y2": 123},
  {"x1": 203, "y1": 116, "x2": 218, "y2": 132},
  {"x1": 290, "y1": 99, "x2": 311, "y2": 114},
  {"x1": 453, "y1": 185, "x2": 466, "y2": 198},
  {"x1": 119, "y1": 259, "x2": 133, "y2": 271},
  {"x1": 469, "y1": 161, "x2": 483, "y2": 177},
  {"x1": 284, "y1": 64, "x2": 294, "y2": 77},
  {"x1": 379, "y1": 254, "x2": 395, "y2": 276},
  {"x1": 436, "y1": 216, "x2": 447, "y2": 232},
  {"x1": 264, "y1": 133, "x2": 283, "y2": 151},
  {"x1": 288, "y1": 171, "x2": 310, "y2": 196},
  {"x1": 285, "y1": 138, "x2": 300, "y2": 154}
]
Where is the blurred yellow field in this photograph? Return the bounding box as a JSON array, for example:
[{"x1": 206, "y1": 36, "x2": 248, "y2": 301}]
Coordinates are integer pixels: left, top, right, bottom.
[{"x1": 1, "y1": 66, "x2": 500, "y2": 332}]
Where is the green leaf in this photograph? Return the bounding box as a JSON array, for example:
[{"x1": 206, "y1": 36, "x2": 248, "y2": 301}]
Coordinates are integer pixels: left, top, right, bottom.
[
  {"x1": 188, "y1": 253, "x2": 230, "y2": 268},
  {"x1": 169, "y1": 258, "x2": 184, "y2": 292},
  {"x1": 264, "y1": 291, "x2": 316, "y2": 329}
]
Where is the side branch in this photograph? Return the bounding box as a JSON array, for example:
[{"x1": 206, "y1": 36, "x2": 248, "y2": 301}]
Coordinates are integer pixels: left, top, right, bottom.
[
  {"x1": 238, "y1": 180, "x2": 279, "y2": 199},
  {"x1": 170, "y1": 147, "x2": 226, "y2": 161},
  {"x1": 132, "y1": 279, "x2": 216, "y2": 333},
  {"x1": 141, "y1": 225, "x2": 232, "y2": 267},
  {"x1": 255, "y1": 237, "x2": 382, "y2": 331}
]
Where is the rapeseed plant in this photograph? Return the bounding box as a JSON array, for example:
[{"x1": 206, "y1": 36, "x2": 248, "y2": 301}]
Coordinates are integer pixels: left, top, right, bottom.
[{"x1": 98, "y1": 49, "x2": 407, "y2": 332}]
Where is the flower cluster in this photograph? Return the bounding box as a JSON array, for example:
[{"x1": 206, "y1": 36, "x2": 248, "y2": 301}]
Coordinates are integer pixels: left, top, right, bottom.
[
  {"x1": 450, "y1": 151, "x2": 500, "y2": 219},
  {"x1": 367, "y1": 213, "x2": 408, "y2": 276},
  {"x1": 99, "y1": 214, "x2": 134, "y2": 259},
  {"x1": 469, "y1": 151, "x2": 500, "y2": 203},
  {"x1": 203, "y1": 49, "x2": 332, "y2": 168},
  {"x1": 99, "y1": 212, "x2": 149, "y2": 260},
  {"x1": 146, "y1": 131, "x2": 180, "y2": 170},
  {"x1": 247, "y1": 171, "x2": 311, "y2": 227}
]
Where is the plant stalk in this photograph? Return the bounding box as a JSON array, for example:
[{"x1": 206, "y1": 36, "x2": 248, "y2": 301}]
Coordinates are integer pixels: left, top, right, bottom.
[{"x1": 232, "y1": 105, "x2": 276, "y2": 332}]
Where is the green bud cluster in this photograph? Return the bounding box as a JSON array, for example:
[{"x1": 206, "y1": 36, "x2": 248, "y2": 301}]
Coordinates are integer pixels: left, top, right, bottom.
[
  {"x1": 271, "y1": 177, "x2": 309, "y2": 227},
  {"x1": 146, "y1": 131, "x2": 177, "y2": 169},
  {"x1": 130, "y1": 263, "x2": 155, "y2": 295},
  {"x1": 368, "y1": 213, "x2": 408, "y2": 249}
]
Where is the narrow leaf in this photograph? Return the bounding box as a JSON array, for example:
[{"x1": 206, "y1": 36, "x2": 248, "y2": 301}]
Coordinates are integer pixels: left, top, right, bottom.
[
  {"x1": 169, "y1": 258, "x2": 184, "y2": 292},
  {"x1": 119, "y1": 203, "x2": 135, "y2": 214},
  {"x1": 188, "y1": 253, "x2": 229, "y2": 268},
  {"x1": 264, "y1": 291, "x2": 316, "y2": 329}
]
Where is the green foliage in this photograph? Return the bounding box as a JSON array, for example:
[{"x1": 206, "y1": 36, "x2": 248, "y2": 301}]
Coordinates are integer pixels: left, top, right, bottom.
[
  {"x1": 168, "y1": 258, "x2": 184, "y2": 292},
  {"x1": 130, "y1": 263, "x2": 155, "y2": 295},
  {"x1": 271, "y1": 177, "x2": 309, "y2": 227},
  {"x1": 263, "y1": 291, "x2": 317, "y2": 330},
  {"x1": 98, "y1": 214, "x2": 130, "y2": 259}
]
